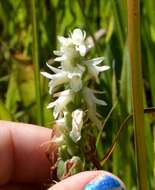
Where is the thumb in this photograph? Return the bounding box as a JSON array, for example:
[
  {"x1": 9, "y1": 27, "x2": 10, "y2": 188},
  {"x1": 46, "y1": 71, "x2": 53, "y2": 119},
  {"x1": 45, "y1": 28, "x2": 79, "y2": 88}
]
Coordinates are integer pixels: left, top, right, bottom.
[{"x1": 48, "y1": 171, "x2": 126, "y2": 190}]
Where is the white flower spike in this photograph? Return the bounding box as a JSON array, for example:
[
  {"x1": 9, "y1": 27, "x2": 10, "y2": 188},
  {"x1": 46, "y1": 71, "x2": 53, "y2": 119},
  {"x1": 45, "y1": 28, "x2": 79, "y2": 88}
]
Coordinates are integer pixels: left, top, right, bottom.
[
  {"x1": 42, "y1": 27, "x2": 110, "y2": 140},
  {"x1": 41, "y1": 27, "x2": 111, "y2": 179}
]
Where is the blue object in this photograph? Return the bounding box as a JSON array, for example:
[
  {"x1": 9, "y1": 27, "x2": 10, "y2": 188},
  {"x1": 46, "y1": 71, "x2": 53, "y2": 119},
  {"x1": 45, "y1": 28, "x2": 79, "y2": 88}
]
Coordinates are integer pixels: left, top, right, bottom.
[{"x1": 84, "y1": 175, "x2": 125, "y2": 190}]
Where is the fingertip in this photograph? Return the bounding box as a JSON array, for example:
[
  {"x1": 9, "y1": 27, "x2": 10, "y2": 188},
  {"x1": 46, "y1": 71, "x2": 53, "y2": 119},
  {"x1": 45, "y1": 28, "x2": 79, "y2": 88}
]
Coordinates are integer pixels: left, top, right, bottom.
[
  {"x1": 47, "y1": 171, "x2": 102, "y2": 190},
  {"x1": 47, "y1": 171, "x2": 127, "y2": 190}
]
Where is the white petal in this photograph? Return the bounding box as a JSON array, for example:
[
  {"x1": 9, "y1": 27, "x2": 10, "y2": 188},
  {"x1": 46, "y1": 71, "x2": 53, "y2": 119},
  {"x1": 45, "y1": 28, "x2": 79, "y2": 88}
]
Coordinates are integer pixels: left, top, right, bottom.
[
  {"x1": 82, "y1": 87, "x2": 105, "y2": 129},
  {"x1": 70, "y1": 109, "x2": 84, "y2": 142},
  {"x1": 85, "y1": 64, "x2": 98, "y2": 81},
  {"x1": 69, "y1": 76, "x2": 82, "y2": 92},
  {"x1": 67, "y1": 72, "x2": 83, "y2": 92},
  {"x1": 53, "y1": 102, "x2": 66, "y2": 119},
  {"x1": 71, "y1": 28, "x2": 86, "y2": 45},
  {"x1": 95, "y1": 65, "x2": 110, "y2": 72},
  {"x1": 78, "y1": 45, "x2": 87, "y2": 56},
  {"x1": 51, "y1": 90, "x2": 73, "y2": 118},
  {"x1": 53, "y1": 50, "x2": 63, "y2": 56},
  {"x1": 82, "y1": 87, "x2": 96, "y2": 112},
  {"x1": 84, "y1": 57, "x2": 110, "y2": 81},
  {"x1": 58, "y1": 36, "x2": 73, "y2": 46},
  {"x1": 83, "y1": 87, "x2": 107, "y2": 107},
  {"x1": 70, "y1": 130, "x2": 81, "y2": 142},
  {"x1": 41, "y1": 72, "x2": 54, "y2": 79},
  {"x1": 54, "y1": 55, "x2": 66, "y2": 62},
  {"x1": 46, "y1": 62, "x2": 61, "y2": 73},
  {"x1": 60, "y1": 89, "x2": 72, "y2": 96},
  {"x1": 48, "y1": 74, "x2": 69, "y2": 94},
  {"x1": 47, "y1": 101, "x2": 56, "y2": 109},
  {"x1": 57, "y1": 36, "x2": 68, "y2": 45},
  {"x1": 92, "y1": 96, "x2": 107, "y2": 106},
  {"x1": 84, "y1": 57, "x2": 105, "y2": 66},
  {"x1": 47, "y1": 90, "x2": 72, "y2": 110}
]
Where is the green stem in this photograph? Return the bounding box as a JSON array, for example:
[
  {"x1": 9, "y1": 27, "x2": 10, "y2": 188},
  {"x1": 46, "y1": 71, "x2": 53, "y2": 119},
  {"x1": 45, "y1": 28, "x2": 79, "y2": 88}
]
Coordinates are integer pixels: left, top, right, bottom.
[
  {"x1": 111, "y1": 63, "x2": 119, "y2": 176},
  {"x1": 31, "y1": 0, "x2": 43, "y2": 125},
  {"x1": 127, "y1": 1, "x2": 148, "y2": 189}
]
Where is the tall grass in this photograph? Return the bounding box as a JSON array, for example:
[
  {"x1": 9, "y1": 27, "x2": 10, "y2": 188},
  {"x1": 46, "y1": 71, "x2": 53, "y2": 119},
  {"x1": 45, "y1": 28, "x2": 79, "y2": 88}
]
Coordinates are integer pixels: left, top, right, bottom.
[{"x1": 0, "y1": 0, "x2": 154, "y2": 189}]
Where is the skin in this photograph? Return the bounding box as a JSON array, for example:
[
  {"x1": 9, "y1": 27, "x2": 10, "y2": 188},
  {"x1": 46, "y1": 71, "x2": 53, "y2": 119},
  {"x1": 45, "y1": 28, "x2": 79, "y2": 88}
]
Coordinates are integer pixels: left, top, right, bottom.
[{"x1": 0, "y1": 121, "x2": 101, "y2": 190}]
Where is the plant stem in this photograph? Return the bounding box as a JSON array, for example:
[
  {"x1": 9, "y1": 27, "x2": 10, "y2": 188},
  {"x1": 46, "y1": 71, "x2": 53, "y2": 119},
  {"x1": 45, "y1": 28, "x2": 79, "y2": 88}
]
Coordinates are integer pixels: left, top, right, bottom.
[
  {"x1": 31, "y1": 0, "x2": 43, "y2": 125},
  {"x1": 127, "y1": 1, "x2": 148, "y2": 189}
]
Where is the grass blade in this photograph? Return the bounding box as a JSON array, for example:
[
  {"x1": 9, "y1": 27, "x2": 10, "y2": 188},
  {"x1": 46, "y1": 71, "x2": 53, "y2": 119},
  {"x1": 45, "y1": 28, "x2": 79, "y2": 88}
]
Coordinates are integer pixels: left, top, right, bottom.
[
  {"x1": 30, "y1": 0, "x2": 43, "y2": 125},
  {"x1": 127, "y1": 0, "x2": 148, "y2": 189}
]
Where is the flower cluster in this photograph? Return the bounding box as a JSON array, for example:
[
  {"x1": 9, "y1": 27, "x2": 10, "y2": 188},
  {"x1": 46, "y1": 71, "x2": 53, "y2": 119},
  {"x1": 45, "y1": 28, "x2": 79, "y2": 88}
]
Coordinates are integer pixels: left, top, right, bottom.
[{"x1": 41, "y1": 28, "x2": 110, "y2": 143}]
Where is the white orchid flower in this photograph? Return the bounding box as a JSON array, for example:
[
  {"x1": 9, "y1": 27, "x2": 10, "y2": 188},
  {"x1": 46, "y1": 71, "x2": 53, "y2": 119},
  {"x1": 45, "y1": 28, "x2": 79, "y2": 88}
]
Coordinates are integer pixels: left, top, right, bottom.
[
  {"x1": 84, "y1": 57, "x2": 110, "y2": 82},
  {"x1": 70, "y1": 109, "x2": 84, "y2": 142},
  {"x1": 54, "y1": 36, "x2": 76, "y2": 63},
  {"x1": 70, "y1": 28, "x2": 87, "y2": 56},
  {"x1": 83, "y1": 87, "x2": 107, "y2": 129},
  {"x1": 58, "y1": 36, "x2": 72, "y2": 46},
  {"x1": 67, "y1": 64, "x2": 85, "y2": 92},
  {"x1": 41, "y1": 65, "x2": 84, "y2": 93},
  {"x1": 67, "y1": 72, "x2": 82, "y2": 92},
  {"x1": 83, "y1": 87, "x2": 107, "y2": 107},
  {"x1": 71, "y1": 29, "x2": 86, "y2": 45},
  {"x1": 47, "y1": 90, "x2": 73, "y2": 119},
  {"x1": 41, "y1": 71, "x2": 69, "y2": 94},
  {"x1": 42, "y1": 28, "x2": 110, "y2": 136}
]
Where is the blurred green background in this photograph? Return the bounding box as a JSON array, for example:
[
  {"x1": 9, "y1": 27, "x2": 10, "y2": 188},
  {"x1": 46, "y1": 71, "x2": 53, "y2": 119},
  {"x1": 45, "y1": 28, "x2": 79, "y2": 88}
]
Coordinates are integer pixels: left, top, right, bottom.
[{"x1": 0, "y1": 0, "x2": 154, "y2": 189}]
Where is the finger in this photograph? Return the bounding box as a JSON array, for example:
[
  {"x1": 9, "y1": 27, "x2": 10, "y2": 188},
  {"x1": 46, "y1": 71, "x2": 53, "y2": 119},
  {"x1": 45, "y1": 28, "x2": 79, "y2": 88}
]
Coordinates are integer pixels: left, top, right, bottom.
[
  {"x1": 48, "y1": 171, "x2": 126, "y2": 190},
  {"x1": 0, "y1": 121, "x2": 52, "y2": 185},
  {"x1": 48, "y1": 171, "x2": 101, "y2": 190}
]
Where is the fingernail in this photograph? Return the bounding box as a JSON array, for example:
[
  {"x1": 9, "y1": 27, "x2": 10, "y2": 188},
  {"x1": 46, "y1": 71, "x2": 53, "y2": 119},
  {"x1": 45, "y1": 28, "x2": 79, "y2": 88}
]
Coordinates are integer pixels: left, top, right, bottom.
[{"x1": 84, "y1": 172, "x2": 126, "y2": 190}]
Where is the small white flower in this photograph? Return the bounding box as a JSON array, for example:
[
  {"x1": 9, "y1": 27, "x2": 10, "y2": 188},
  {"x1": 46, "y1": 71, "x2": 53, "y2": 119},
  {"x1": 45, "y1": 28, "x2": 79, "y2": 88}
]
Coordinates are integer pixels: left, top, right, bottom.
[
  {"x1": 47, "y1": 90, "x2": 73, "y2": 119},
  {"x1": 84, "y1": 57, "x2": 110, "y2": 82},
  {"x1": 41, "y1": 63, "x2": 85, "y2": 93},
  {"x1": 58, "y1": 36, "x2": 72, "y2": 46},
  {"x1": 67, "y1": 71, "x2": 83, "y2": 92},
  {"x1": 83, "y1": 87, "x2": 107, "y2": 129},
  {"x1": 41, "y1": 71, "x2": 69, "y2": 94},
  {"x1": 70, "y1": 109, "x2": 84, "y2": 142},
  {"x1": 41, "y1": 63, "x2": 69, "y2": 94},
  {"x1": 54, "y1": 29, "x2": 87, "y2": 72},
  {"x1": 83, "y1": 87, "x2": 107, "y2": 106},
  {"x1": 71, "y1": 28, "x2": 86, "y2": 45},
  {"x1": 67, "y1": 64, "x2": 85, "y2": 92},
  {"x1": 54, "y1": 36, "x2": 76, "y2": 63},
  {"x1": 70, "y1": 28, "x2": 87, "y2": 56},
  {"x1": 69, "y1": 74, "x2": 82, "y2": 92}
]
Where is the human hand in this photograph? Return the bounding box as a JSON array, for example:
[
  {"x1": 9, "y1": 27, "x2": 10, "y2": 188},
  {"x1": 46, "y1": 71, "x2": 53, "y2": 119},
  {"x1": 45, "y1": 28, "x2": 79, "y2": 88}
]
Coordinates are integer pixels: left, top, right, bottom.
[{"x1": 0, "y1": 121, "x2": 126, "y2": 190}]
